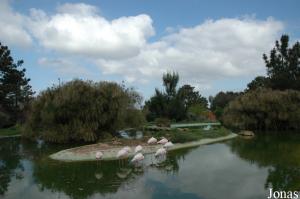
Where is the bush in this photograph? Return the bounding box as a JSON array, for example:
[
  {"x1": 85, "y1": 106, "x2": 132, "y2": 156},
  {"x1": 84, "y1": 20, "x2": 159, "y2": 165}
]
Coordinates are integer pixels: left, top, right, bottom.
[
  {"x1": 223, "y1": 89, "x2": 300, "y2": 131},
  {"x1": 22, "y1": 79, "x2": 145, "y2": 143},
  {"x1": 155, "y1": 118, "x2": 171, "y2": 127}
]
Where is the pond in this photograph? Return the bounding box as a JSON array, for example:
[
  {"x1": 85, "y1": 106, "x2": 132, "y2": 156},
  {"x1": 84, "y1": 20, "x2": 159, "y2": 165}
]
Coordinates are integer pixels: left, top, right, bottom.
[{"x1": 0, "y1": 134, "x2": 299, "y2": 199}]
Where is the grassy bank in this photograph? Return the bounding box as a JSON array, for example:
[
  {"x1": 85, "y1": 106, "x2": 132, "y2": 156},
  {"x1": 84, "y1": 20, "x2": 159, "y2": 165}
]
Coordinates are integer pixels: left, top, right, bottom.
[
  {"x1": 0, "y1": 126, "x2": 21, "y2": 137},
  {"x1": 145, "y1": 126, "x2": 231, "y2": 143}
]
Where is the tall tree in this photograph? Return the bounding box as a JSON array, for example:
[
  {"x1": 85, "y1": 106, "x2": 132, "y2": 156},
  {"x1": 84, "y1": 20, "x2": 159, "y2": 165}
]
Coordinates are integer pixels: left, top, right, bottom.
[
  {"x1": 162, "y1": 71, "x2": 179, "y2": 97},
  {"x1": 263, "y1": 35, "x2": 300, "y2": 90},
  {"x1": 0, "y1": 42, "x2": 34, "y2": 125}
]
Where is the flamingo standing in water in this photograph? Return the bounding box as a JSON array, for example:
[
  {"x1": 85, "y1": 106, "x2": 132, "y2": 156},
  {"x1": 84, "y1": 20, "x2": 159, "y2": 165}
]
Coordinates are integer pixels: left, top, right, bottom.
[
  {"x1": 155, "y1": 147, "x2": 167, "y2": 157},
  {"x1": 131, "y1": 153, "x2": 144, "y2": 167},
  {"x1": 95, "y1": 151, "x2": 103, "y2": 166},
  {"x1": 117, "y1": 149, "x2": 129, "y2": 166}
]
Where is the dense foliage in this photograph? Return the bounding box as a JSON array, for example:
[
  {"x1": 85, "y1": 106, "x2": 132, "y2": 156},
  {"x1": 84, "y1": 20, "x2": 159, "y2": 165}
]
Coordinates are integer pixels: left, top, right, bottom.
[
  {"x1": 0, "y1": 42, "x2": 34, "y2": 127},
  {"x1": 209, "y1": 91, "x2": 241, "y2": 119},
  {"x1": 22, "y1": 80, "x2": 145, "y2": 143},
  {"x1": 145, "y1": 72, "x2": 208, "y2": 121},
  {"x1": 223, "y1": 89, "x2": 300, "y2": 131}
]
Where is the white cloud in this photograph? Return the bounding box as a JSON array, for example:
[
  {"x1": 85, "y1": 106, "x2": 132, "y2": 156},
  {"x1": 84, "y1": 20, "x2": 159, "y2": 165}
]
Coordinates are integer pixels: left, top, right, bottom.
[
  {"x1": 95, "y1": 17, "x2": 284, "y2": 90},
  {"x1": 38, "y1": 57, "x2": 91, "y2": 77},
  {"x1": 28, "y1": 3, "x2": 154, "y2": 59},
  {"x1": 0, "y1": 1, "x2": 286, "y2": 94},
  {"x1": 0, "y1": 0, "x2": 32, "y2": 47}
]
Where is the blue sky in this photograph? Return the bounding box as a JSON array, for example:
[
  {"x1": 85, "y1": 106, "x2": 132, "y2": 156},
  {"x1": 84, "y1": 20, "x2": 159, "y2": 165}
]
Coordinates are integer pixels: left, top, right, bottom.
[{"x1": 1, "y1": 0, "x2": 300, "y2": 100}]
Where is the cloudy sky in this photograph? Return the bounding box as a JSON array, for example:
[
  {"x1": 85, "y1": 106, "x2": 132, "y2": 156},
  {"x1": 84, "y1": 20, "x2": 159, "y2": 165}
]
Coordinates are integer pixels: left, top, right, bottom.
[{"x1": 1, "y1": 0, "x2": 300, "y2": 99}]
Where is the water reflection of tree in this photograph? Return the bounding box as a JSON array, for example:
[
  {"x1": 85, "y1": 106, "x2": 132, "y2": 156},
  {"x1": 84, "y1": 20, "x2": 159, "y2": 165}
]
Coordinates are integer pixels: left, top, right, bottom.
[
  {"x1": 228, "y1": 135, "x2": 300, "y2": 191},
  {"x1": 0, "y1": 138, "x2": 22, "y2": 195}
]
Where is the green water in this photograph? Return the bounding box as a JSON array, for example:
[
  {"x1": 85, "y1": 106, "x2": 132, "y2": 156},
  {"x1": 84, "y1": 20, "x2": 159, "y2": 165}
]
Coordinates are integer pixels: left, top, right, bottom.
[{"x1": 0, "y1": 134, "x2": 300, "y2": 199}]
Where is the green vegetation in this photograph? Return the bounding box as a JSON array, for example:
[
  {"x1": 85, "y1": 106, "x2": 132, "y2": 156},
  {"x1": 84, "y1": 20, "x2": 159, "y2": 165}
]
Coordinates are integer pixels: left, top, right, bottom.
[
  {"x1": 0, "y1": 125, "x2": 20, "y2": 137},
  {"x1": 223, "y1": 89, "x2": 300, "y2": 131},
  {"x1": 22, "y1": 80, "x2": 145, "y2": 143},
  {"x1": 209, "y1": 91, "x2": 241, "y2": 119},
  {"x1": 145, "y1": 72, "x2": 209, "y2": 122},
  {"x1": 146, "y1": 126, "x2": 231, "y2": 143},
  {"x1": 0, "y1": 42, "x2": 34, "y2": 128}
]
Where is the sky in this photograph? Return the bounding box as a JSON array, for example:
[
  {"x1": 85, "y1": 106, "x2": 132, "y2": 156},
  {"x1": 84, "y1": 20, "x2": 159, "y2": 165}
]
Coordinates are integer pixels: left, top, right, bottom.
[{"x1": 1, "y1": 0, "x2": 300, "y2": 100}]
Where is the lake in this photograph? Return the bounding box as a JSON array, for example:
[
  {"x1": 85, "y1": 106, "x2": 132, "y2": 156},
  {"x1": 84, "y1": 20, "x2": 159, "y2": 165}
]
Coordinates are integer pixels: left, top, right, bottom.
[{"x1": 0, "y1": 134, "x2": 299, "y2": 199}]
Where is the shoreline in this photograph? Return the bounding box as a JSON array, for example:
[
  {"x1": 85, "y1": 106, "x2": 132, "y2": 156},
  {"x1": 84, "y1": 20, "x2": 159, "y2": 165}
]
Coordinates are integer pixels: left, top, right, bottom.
[
  {"x1": 49, "y1": 133, "x2": 238, "y2": 162},
  {"x1": 0, "y1": 134, "x2": 21, "y2": 139}
]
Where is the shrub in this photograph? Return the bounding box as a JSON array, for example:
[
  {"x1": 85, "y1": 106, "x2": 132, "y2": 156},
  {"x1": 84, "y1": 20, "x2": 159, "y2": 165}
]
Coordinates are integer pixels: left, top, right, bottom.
[
  {"x1": 222, "y1": 89, "x2": 300, "y2": 131},
  {"x1": 155, "y1": 118, "x2": 171, "y2": 127},
  {"x1": 22, "y1": 79, "x2": 145, "y2": 143}
]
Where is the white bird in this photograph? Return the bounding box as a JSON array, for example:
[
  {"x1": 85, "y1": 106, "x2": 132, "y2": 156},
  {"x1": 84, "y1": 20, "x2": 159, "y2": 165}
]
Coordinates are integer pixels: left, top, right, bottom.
[
  {"x1": 95, "y1": 151, "x2": 103, "y2": 160},
  {"x1": 134, "y1": 145, "x2": 143, "y2": 153},
  {"x1": 117, "y1": 149, "x2": 129, "y2": 166},
  {"x1": 164, "y1": 141, "x2": 174, "y2": 149},
  {"x1": 155, "y1": 147, "x2": 167, "y2": 157},
  {"x1": 147, "y1": 137, "x2": 157, "y2": 144},
  {"x1": 157, "y1": 138, "x2": 168, "y2": 145},
  {"x1": 122, "y1": 146, "x2": 132, "y2": 153},
  {"x1": 131, "y1": 153, "x2": 144, "y2": 163}
]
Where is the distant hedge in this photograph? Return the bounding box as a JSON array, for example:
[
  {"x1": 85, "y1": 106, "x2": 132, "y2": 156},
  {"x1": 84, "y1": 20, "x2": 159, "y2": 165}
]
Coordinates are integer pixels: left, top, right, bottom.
[
  {"x1": 222, "y1": 89, "x2": 300, "y2": 131},
  {"x1": 22, "y1": 80, "x2": 145, "y2": 143}
]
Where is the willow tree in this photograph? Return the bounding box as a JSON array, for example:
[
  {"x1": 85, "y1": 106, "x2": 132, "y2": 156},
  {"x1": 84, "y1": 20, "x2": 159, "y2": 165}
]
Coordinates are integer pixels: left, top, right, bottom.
[{"x1": 22, "y1": 79, "x2": 145, "y2": 143}]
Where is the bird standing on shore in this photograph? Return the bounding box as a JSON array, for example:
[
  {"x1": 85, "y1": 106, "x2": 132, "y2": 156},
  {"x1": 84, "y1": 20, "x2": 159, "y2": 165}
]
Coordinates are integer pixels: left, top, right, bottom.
[
  {"x1": 135, "y1": 145, "x2": 143, "y2": 153},
  {"x1": 164, "y1": 141, "x2": 174, "y2": 149},
  {"x1": 147, "y1": 137, "x2": 157, "y2": 144},
  {"x1": 157, "y1": 138, "x2": 168, "y2": 145}
]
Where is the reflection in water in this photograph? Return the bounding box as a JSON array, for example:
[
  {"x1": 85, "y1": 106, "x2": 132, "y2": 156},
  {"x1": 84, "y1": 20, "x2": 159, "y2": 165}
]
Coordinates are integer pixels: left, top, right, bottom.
[
  {"x1": 228, "y1": 134, "x2": 300, "y2": 191},
  {"x1": 0, "y1": 134, "x2": 300, "y2": 199}
]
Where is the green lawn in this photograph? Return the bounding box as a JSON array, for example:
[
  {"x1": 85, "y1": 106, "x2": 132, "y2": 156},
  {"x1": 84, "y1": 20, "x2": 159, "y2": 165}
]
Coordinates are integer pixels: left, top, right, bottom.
[
  {"x1": 0, "y1": 126, "x2": 21, "y2": 137},
  {"x1": 145, "y1": 126, "x2": 231, "y2": 143}
]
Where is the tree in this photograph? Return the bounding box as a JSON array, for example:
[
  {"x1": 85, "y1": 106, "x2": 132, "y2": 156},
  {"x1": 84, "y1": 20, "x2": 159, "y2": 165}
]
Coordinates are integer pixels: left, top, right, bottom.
[
  {"x1": 0, "y1": 42, "x2": 34, "y2": 126},
  {"x1": 177, "y1": 84, "x2": 208, "y2": 109},
  {"x1": 22, "y1": 79, "x2": 145, "y2": 143},
  {"x1": 246, "y1": 76, "x2": 270, "y2": 91},
  {"x1": 163, "y1": 71, "x2": 179, "y2": 97},
  {"x1": 222, "y1": 89, "x2": 300, "y2": 131},
  {"x1": 210, "y1": 91, "x2": 241, "y2": 119},
  {"x1": 263, "y1": 35, "x2": 300, "y2": 90},
  {"x1": 145, "y1": 72, "x2": 208, "y2": 121}
]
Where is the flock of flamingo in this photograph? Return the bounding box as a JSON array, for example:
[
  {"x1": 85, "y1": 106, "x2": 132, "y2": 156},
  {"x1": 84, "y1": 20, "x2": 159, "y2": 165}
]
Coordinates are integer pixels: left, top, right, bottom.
[{"x1": 95, "y1": 137, "x2": 174, "y2": 166}]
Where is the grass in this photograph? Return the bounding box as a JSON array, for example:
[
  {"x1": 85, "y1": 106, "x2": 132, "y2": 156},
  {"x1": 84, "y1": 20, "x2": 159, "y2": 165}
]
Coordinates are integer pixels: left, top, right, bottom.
[
  {"x1": 144, "y1": 126, "x2": 231, "y2": 143},
  {"x1": 0, "y1": 126, "x2": 21, "y2": 137}
]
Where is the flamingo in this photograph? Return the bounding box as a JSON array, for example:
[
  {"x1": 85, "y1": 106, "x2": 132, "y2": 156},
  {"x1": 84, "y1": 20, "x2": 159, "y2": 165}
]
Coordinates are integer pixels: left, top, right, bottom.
[
  {"x1": 155, "y1": 147, "x2": 167, "y2": 157},
  {"x1": 122, "y1": 146, "x2": 132, "y2": 153},
  {"x1": 157, "y1": 138, "x2": 168, "y2": 145},
  {"x1": 95, "y1": 151, "x2": 103, "y2": 166},
  {"x1": 134, "y1": 145, "x2": 143, "y2": 153},
  {"x1": 117, "y1": 149, "x2": 129, "y2": 166},
  {"x1": 147, "y1": 137, "x2": 157, "y2": 144},
  {"x1": 163, "y1": 141, "x2": 174, "y2": 149},
  {"x1": 96, "y1": 151, "x2": 103, "y2": 160},
  {"x1": 131, "y1": 153, "x2": 144, "y2": 167}
]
